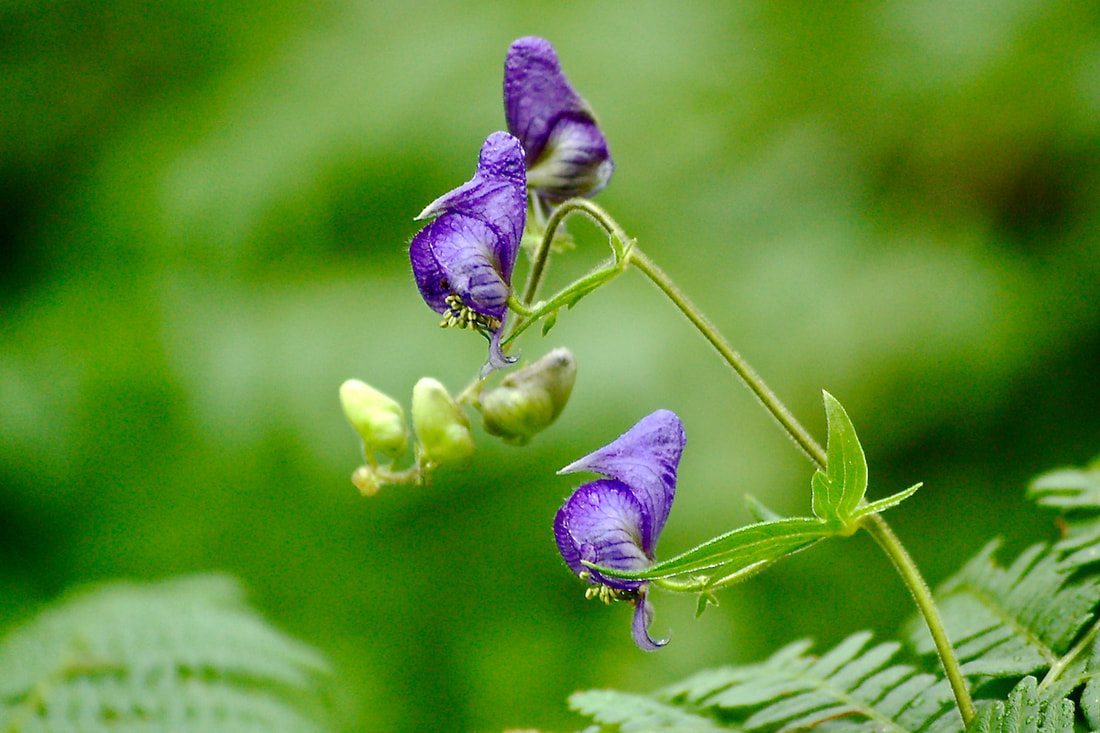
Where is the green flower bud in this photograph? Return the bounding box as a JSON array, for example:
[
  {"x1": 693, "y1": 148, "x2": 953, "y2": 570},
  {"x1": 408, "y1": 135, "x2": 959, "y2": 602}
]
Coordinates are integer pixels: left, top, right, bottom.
[
  {"x1": 351, "y1": 465, "x2": 382, "y2": 497},
  {"x1": 339, "y1": 379, "x2": 409, "y2": 461},
  {"x1": 477, "y1": 347, "x2": 577, "y2": 446},
  {"x1": 412, "y1": 377, "x2": 475, "y2": 467}
]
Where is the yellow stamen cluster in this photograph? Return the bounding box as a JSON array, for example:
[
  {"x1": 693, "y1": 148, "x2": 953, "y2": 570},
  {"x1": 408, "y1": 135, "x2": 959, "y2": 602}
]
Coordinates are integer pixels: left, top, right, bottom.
[
  {"x1": 579, "y1": 571, "x2": 639, "y2": 605},
  {"x1": 439, "y1": 293, "x2": 502, "y2": 332}
]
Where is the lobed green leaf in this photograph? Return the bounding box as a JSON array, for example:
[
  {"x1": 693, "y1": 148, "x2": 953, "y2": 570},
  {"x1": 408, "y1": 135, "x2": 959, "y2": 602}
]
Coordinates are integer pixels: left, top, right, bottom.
[
  {"x1": 0, "y1": 574, "x2": 332, "y2": 733},
  {"x1": 812, "y1": 391, "x2": 869, "y2": 524},
  {"x1": 585, "y1": 517, "x2": 835, "y2": 582}
]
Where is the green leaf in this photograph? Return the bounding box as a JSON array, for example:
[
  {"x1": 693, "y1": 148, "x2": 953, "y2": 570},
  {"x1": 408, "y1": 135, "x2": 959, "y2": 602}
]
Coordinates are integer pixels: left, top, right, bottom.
[
  {"x1": 541, "y1": 309, "x2": 558, "y2": 336},
  {"x1": 570, "y1": 690, "x2": 724, "y2": 732},
  {"x1": 662, "y1": 632, "x2": 956, "y2": 732},
  {"x1": 0, "y1": 574, "x2": 333, "y2": 733},
  {"x1": 851, "y1": 482, "x2": 922, "y2": 521},
  {"x1": 585, "y1": 517, "x2": 835, "y2": 582},
  {"x1": 908, "y1": 540, "x2": 1100, "y2": 678},
  {"x1": 1028, "y1": 462, "x2": 1100, "y2": 556},
  {"x1": 694, "y1": 592, "x2": 718, "y2": 618},
  {"x1": 1028, "y1": 465, "x2": 1100, "y2": 509},
  {"x1": 968, "y1": 677, "x2": 1074, "y2": 733},
  {"x1": 812, "y1": 391, "x2": 868, "y2": 524}
]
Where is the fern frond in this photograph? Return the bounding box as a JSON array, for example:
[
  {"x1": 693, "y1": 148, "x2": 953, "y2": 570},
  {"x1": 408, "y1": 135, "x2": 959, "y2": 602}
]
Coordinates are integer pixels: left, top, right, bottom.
[
  {"x1": 572, "y1": 632, "x2": 958, "y2": 732},
  {"x1": 907, "y1": 539, "x2": 1100, "y2": 679},
  {"x1": 1028, "y1": 462, "x2": 1100, "y2": 564},
  {"x1": 0, "y1": 574, "x2": 332, "y2": 733},
  {"x1": 569, "y1": 690, "x2": 725, "y2": 732},
  {"x1": 969, "y1": 677, "x2": 1074, "y2": 733}
]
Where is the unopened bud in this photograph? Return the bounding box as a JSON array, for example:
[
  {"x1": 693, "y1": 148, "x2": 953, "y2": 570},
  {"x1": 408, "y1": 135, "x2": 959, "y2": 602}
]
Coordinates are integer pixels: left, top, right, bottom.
[
  {"x1": 478, "y1": 347, "x2": 577, "y2": 446},
  {"x1": 351, "y1": 465, "x2": 382, "y2": 497},
  {"x1": 340, "y1": 379, "x2": 409, "y2": 460},
  {"x1": 412, "y1": 378, "x2": 475, "y2": 467}
]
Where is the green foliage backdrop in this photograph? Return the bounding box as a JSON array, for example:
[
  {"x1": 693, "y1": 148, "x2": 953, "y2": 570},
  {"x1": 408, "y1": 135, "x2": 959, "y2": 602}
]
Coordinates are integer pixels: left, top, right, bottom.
[{"x1": 2, "y1": 1, "x2": 1099, "y2": 731}]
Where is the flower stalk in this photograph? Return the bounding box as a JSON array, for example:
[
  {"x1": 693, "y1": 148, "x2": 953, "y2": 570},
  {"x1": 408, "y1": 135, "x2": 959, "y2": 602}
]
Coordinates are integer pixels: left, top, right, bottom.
[{"x1": 523, "y1": 196, "x2": 975, "y2": 725}]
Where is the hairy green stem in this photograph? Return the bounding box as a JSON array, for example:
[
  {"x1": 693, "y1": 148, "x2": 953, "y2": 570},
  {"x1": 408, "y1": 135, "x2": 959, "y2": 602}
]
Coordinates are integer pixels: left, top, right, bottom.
[
  {"x1": 1039, "y1": 612, "x2": 1100, "y2": 693},
  {"x1": 862, "y1": 513, "x2": 976, "y2": 725},
  {"x1": 625, "y1": 244, "x2": 975, "y2": 726},
  {"x1": 520, "y1": 197, "x2": 629, "y2": 307},
  {"x1": 507, "y1": 199, "x2": 974, "y2": 723},
  {"x1": 626, "y1": 249, "x2": 826, "y2": 468}
]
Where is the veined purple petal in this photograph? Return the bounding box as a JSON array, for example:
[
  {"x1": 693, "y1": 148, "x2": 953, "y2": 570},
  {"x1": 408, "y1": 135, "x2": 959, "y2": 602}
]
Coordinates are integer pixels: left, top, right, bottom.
[
  {"x1": 410, "y1": 213, "x2": 509, "y2": 321},
  {"x1": 415, "y1": 132, "x2": 526, "y2": 284},
  {"x1": 409, "y1": 133, "x2": 528, "y2": 373},
  {"x1": 558, "y1": 410, "x2": 685, "y2": 556},
  {"x1": 525, "y1": 116, "x2": 613, "y2": 199},
  {"x1": 631, "y1": 592, "x2": 668, "y2": 651},
  {"x1": 504, "y1": 36, "x2": 613, "y2": 199},
  {"x1": 553, "y1": 479, "x2": 651, "y2": 591}
]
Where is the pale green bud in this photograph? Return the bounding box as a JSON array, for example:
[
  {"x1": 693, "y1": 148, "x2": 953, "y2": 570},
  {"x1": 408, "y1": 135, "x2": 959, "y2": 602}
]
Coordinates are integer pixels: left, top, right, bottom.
[
  {"x1": 412, "y1": 377, "x2": 475, "y2": 467},
  {"x1": 339, "y1": 379, "x2": 408, "y2": 460},
  {"x1": 351, "y1": 465, "x2": 382, "y2": 497},
  {"x1": 477, "y1": 347, "x2": 577, "y2": 446}
]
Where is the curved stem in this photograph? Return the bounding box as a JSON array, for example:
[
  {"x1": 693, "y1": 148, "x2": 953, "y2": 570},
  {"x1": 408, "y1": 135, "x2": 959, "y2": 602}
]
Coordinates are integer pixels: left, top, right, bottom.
[
  {"x1": 626, "y1": 248, "x2": 826, "y2": 468},
  {"x1": 1039, "y1": 612, "x2": 1100, "y2": 693},
  {"x1": 506, "y1": 197, "x2": 973, "y2": 722},
  {"x1": 625, "y1": 243, "x2": 975, "y2": 726},
  {"x1": 520, "y1": 197, "x2": 629, "y2": 306},
  {"x1": 863, "y1": 513, "x2": 976, "y2": 725}
]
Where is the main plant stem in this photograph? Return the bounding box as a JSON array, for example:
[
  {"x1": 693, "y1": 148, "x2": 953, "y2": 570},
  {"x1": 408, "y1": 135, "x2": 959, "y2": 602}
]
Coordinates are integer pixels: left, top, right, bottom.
[
  {"x1": 626, "y1": 246, "x2": 976, "y2": 726},
  {"x1": 512, "y1": 200, "x2": 973, "y2": 724},
  {"x1": 627, "y1": 250, "x2": 827, "y2": 468}
]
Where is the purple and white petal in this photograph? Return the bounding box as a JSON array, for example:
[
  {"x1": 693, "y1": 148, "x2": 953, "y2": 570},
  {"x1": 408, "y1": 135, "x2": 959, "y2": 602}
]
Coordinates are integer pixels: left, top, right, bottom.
[
  {"x1": 408, "y1": 132, "x2": 528, "y2": 371},
  {"x1": 504, "y1": 37, "x2": 591, "y2": 164},
  {"x1": 504, "y1": 36, "x2": 613, "y2": 199},
  {"x1": 415, "y1": 132, "x2": 526, "y2": 281},
  {"x1": 410, "y1": 214, "x2": 509, "y2": 321},
  {"x1": 554, "y1": 479, "x2": 651, "y2": 591},
  {"x1": 525, "y1": 116, "x2": 613, "y2": 199},
  {"x1": 558, "y1": 410, "x2": 685, "y2": 555}
]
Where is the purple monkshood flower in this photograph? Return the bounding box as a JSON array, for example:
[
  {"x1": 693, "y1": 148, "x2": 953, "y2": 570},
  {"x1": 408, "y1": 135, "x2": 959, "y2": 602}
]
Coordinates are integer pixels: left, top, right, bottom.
[
  {"x1": 410, "y1": 132, "x2": 527, "y2": 372},
  {"x1": 554, "y1": 409, "x2": 686, "y2": 651},
  {"x1": 504, "y1": 36, "x2": 613, "y2": 201}
]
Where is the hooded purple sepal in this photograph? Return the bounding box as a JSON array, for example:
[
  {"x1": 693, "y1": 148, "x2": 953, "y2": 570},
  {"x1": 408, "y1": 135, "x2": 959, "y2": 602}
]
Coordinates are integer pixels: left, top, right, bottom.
[
  {"x1": 504, "y1": 36, "x2": 613, "y2": 200},
  {"x1": 553, "y1": 410, "x2": 684, "y2": 651},
  {"x1": 409, "y1": 132, "x2": 527, "y2": 371},
  {"x1": 558, "y1": 409, "x2": 685, "y2": 556},
  {"x1": 554, "y1": 479, "x2": 650, "y2": 590}
]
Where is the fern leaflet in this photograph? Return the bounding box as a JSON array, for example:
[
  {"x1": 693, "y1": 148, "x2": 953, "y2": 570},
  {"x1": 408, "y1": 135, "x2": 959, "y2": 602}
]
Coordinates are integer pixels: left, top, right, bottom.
[
  {"x1": 0, "y1": 574, "x2": 332, "y2": 733},
  {"x1": 572, "y1": 631, "x2": 960, "y2": 732},
  {"x1": 906, "y1": 539, "x2": 1100, "y2": 679}
]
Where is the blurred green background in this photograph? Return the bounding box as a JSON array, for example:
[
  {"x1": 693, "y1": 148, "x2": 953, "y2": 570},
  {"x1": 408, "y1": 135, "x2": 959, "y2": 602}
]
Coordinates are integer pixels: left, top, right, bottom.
[{"x1": 3, "y1": 1, "x2": 1100, "y2": 731}]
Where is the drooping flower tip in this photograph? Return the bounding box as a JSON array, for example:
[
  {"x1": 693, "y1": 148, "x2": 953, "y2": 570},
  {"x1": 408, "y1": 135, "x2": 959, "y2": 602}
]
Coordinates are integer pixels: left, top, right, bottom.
[
  {"x1": 554, "y1": 409, "x2": 685, "y2": 650},
  {"x1": 504, "y1": 36, "x2": 613, "y2": 200},
  {"x1": 477, "y1": 347, "x2": 577, "y2": 446},
  {"x1": 409, "y1": 132, "x2": 527, "y2": 372}
]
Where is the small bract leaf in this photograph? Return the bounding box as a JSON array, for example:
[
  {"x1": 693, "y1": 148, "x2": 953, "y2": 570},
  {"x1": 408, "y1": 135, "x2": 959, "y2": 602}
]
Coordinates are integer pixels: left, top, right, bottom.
[
  {"x1": 745, "y1": 494, "x2": 785, "y2": 523},
  {"x1": 542, "y1": 310, "x2": 558, "y2": 336},
  {"x1": 822, "y1": 391, "x2": 868, "y2": 521},
  {"x1": 853, "y1": 483, "x2": 922, "y2": 520},
  {"x1": 811, "y1": 470, "x2": 837, "y2": 522}
]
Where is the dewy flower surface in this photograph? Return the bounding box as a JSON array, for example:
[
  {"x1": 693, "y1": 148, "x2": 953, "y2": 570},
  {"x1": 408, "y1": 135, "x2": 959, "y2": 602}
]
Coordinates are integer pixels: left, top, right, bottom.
[
  {"x1": 553, "y1": 409, "x2": 685, "y2": 650},
  {"x1": 504, "y1": 36, "x2": 613, "y2": 200},
  {"x1": 409, "y1": 132, "x2": 527, "y2": 371}
]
